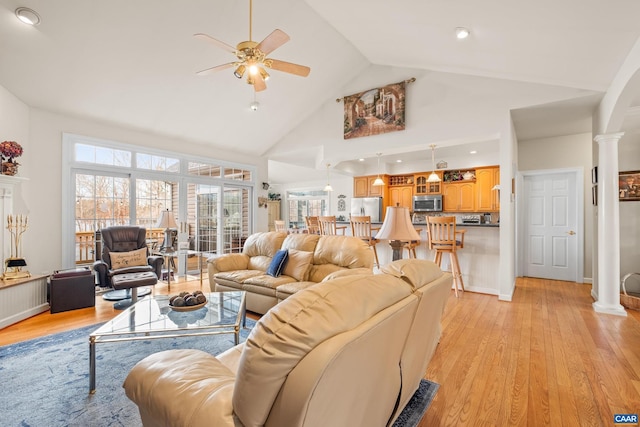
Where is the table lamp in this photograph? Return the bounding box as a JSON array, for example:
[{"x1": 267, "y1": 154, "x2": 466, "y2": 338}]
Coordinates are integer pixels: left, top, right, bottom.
[
  {"x1": 156, "y1": 209, "x2": 178, "y2": 251},
  {"x1": 376, "y1": 205, "x2": 421, "y2": 261}
]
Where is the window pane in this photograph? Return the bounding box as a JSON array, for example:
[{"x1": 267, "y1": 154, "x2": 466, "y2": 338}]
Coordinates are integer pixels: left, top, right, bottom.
[
  {"x1": 75, "y1": 174, "x2": 130, "y2": 232},
  {"x1": 135, "y1": 179, "x2": 176, "y2": 230},
  {"x1": 136, "y1": 153, "x2": 179, "y2": 173}
]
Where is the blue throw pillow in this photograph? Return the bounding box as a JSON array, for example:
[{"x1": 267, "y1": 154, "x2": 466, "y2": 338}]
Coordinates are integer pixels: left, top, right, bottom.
[{"x1": 267, "y1": 250, "x2": 289, "y2": 277}]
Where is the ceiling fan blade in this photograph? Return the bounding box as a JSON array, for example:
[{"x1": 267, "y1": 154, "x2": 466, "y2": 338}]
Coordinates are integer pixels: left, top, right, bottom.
[
  {"x1": 253, "y1": 74, "x2": 267, "y2": 92},
  {"x1": 256, "y1": 29, "x2": 290, "y2": 55},
  {"x1": 268, "y1": 59, "x2": 311, "y2": 77},
  {"x1": 196, "y1": 62, "x2": 236, "y2": 76},
  {"x1": 194, "y1": 33, "x2": 237, "y2": 54}
]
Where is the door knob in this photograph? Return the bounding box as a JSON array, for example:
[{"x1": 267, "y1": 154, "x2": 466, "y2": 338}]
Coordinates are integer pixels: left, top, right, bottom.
[{"x1": 567, "y1": 230, "x2": 576, "y2": 235}]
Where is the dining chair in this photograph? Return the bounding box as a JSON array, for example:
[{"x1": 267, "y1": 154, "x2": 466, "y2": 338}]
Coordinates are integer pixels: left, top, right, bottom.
[
  {"x1": 304, "y1": 216, "x2": 320, "y2": 234},
  {"x1": 426, "y1": 216, "x2": 466, "y2": 297},
  {"x1": 318, "y1": 216, "x2": 345, "y2": 235},
  {"x1": 350, "y1": 215, "x2": 380, "y2": 267},
  {"x1": 274, "y1": 220, "x2": 286, "y2": 233}
]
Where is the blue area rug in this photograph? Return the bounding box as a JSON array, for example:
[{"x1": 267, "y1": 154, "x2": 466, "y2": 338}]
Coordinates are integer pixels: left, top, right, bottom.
[{"x1": 0, "y1": 321, "x2": 438, "y2": 427}]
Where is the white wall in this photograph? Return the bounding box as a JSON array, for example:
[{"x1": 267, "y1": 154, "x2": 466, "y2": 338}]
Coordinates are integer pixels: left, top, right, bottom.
[
  {"x1": 619, "y1": 134, "x2": 640, "y2": 278},
  {"x1": 518, "y1": 132, "x2": 594, "y2": 280},
  {"x1": 0, "y1": 86, "x2": 30, "y2": 274}
]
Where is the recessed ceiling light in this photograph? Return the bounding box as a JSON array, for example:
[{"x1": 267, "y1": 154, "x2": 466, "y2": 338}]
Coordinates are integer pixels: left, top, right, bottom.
[
  {"x1": 358, "y1": 158, "x2": 365, "y2": 162},
  {"x1": 455, "y1": 27, "x2": 470, "y2": 40},
  {"x1": 470, "y1": 150, "x2": 477, "y2": 154},
  {"x1": 396, "y1": 159, "x2": 402, "y2": 163},
  {"x1": 15, "y1": 7, "x2": 41, "y2": 26}
]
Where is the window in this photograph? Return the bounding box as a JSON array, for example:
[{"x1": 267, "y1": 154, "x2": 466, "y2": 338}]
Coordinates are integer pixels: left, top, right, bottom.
[
  {"x1": 63, "y1": 134, "x2": 256, "y2": 268},
  {"x1": 286, "y1": 190, "x2": 329, "y2": 228}
]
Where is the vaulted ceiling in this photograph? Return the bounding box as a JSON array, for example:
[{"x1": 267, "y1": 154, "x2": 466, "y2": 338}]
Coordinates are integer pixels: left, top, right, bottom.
[{"x1": 2, "y1": 0, "x2": 640, "y2": 173}]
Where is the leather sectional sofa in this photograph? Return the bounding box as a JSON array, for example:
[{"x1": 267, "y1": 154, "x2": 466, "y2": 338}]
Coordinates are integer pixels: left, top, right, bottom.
[
  {"x1": 207, "y1": 231, "x2": 374, "y2": 314},
  {"x1": 124, "y1": 258, "x2": 453, "y2": 427}
]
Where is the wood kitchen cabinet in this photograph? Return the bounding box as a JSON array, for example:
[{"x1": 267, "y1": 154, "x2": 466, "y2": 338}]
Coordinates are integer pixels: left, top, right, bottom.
[
  {"x1": 414, "y1": 172, "x2": 443, "y2": 194},
  {"x1": 443, "y1": 182, "x2": 475, "y2": 212},
  {"x1": 389, "y1": 185, "x2": 413, "y2": 209},
  {"x1": 353, "y1": 175, "x2": 388, "y2": 197},
  {"x1": 475, "y1": 167, "x2": 500, "y2": 212}
]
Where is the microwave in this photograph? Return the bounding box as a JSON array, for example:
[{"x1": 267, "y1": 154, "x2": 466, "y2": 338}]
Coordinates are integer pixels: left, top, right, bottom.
[{"x1": 413, "y1": 195, "x2": 443, "y2": 212}]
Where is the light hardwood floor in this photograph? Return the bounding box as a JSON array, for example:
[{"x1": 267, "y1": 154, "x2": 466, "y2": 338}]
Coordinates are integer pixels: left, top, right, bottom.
[{"x1": 1, "y1": 275, "x2": 640, "y2": 426}]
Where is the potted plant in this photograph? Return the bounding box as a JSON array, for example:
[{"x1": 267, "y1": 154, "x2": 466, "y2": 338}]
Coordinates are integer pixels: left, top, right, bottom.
[{"x1": 0, "y1": 141, "x2": 23, "y2": 175}]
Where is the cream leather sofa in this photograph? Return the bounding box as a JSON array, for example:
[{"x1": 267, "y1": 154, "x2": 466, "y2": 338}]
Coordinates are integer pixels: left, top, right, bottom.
[
  {"x1": 208, "y1": 231, "x2": 374, "y2": 314},
  {"x1": 124, "y1": 259, "x2": 452, "y2": 427}
]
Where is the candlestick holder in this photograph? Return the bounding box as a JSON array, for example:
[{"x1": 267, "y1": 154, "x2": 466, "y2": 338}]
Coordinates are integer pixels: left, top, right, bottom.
[{"x1": 3, "y1": 214, "x2": 30, "y2": 280}]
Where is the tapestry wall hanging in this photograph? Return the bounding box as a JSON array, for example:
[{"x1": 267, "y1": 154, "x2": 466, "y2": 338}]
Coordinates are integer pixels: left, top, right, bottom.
[{"x1": 340, "y1": 78, "x2": 413, "y2": 140}]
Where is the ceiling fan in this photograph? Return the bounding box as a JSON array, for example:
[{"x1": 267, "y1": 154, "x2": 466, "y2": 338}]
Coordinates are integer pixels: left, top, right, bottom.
[{"x1": 194, "y1": 0, "x2": 310, "y2": 92}]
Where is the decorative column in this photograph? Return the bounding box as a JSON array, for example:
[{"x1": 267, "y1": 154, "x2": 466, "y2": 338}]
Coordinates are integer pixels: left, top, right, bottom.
[{"x1": 593, "y1": 133, "x2": 626, "y2": 316}]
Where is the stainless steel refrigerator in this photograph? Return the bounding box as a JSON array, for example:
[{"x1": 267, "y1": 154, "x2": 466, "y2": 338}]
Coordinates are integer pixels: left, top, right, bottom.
[{"x1": 350, "y1": 197, "x2": 383, "y2": 222}]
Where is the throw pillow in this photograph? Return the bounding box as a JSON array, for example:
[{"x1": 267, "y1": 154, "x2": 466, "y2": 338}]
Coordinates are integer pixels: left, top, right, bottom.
[
  {"x1": 283, "y1": 249, "x2": 314, "y2": 281},
  {"x1": 267, "y1": 250, "x2": 289, "y2": 277},
  {"x1": 110, "y1": 247, "x2": 148, "y2": 270}
]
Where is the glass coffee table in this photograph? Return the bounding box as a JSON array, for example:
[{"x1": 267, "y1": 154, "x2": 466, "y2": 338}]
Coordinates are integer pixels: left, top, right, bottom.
[{"x1": 89, "y1": 290, "x2": 246, "y2": 393}]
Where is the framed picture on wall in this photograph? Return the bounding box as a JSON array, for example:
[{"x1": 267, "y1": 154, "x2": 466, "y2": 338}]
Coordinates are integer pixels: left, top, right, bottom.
[{"x1": 619, "y1": 170, "x2": 640, "y2": 201}]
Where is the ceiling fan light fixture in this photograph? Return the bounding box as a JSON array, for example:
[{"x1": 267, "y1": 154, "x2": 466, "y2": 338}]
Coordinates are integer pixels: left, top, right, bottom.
[
  {"x1": 249, "y1": 64, "x2": 259, "y2": 75},
  {"x1": 250, "y1": 101, "x2": 259, "y2": 111},
  {"x1": 234, "y1": 65, "x2": 246, "y2": 79},
  {"x1": 259, "y1": 67, "x2": 270, "y2": 81},
  {"x1": 15, "y1": 7, "x2": 41, "y2": 26}
]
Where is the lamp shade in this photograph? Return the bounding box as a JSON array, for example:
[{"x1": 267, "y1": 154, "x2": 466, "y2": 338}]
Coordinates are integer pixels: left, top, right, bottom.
[
  {"x1": 6, "y1": 258, "x2": 27, "y2": 267},
  {"x1": 156, "y1": 209, "x2": 178, "y2": 229},
  {"x1": 376, "y1": 206, "x2": 421, "y2": 241}
]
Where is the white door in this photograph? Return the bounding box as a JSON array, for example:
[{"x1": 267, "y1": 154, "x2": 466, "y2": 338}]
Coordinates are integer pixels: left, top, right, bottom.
[{"x1": 523, "y1": 172, "x2": 579, "y2": 281}]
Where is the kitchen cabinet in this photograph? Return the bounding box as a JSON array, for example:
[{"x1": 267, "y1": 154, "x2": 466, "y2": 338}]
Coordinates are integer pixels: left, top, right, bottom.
[
  {"x1": 353, "y1": 175, "x2": 388, "y2": 197},
  {"x1": 267, "y1": 200, "x2": 281, "y2": 231},
  {"x1": 475, "y1": 167, "x2": 500, "y2": 212},
  {"x1": 443, "y1": 182, "x2": 475, "y2": 212},
  {"x1": 389, "y1": 185, "x2": 413, "y2": 209},
  {"x1": 415, "y1": 172, "x2": 443, "y2": 194}
]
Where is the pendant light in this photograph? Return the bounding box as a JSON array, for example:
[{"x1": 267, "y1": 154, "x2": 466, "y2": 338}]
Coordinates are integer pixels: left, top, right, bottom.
[
  {"x1": 427, "y1": 144, "x2": 441, "y2": 182},
  {"x1": 323, "y1": 163, "x2": 333, "y2": 192},
  {"x1": 372, "y1": 153, "x2": 385, "y2": 186}
]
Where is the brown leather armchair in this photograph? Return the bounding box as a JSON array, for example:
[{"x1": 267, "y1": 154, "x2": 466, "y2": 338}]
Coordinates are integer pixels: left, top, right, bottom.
[{"x1": 93, "y1": 226, "x2": 163, "y2": 303}]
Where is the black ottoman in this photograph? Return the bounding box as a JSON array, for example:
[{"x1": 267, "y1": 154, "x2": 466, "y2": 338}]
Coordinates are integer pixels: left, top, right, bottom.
[{"x1": 110, "y1": 272, "x2": 158, "y2": 309}]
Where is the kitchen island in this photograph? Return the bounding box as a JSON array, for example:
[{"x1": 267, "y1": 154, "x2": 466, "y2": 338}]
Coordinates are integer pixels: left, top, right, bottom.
[{"x1": 337, "y1": 221, "x2": 500, "y2": 295}]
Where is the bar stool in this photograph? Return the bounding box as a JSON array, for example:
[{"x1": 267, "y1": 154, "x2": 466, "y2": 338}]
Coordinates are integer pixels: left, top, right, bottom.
[
  {"x1": 350, "y1": 215, "x2": 380, "y2": 267},
  {"x1": 426, "y1": 216, "x2": 466, "y2": 297},
  {"x1": 404, "y1": 228, "x2": 423, "y2": 259}
]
